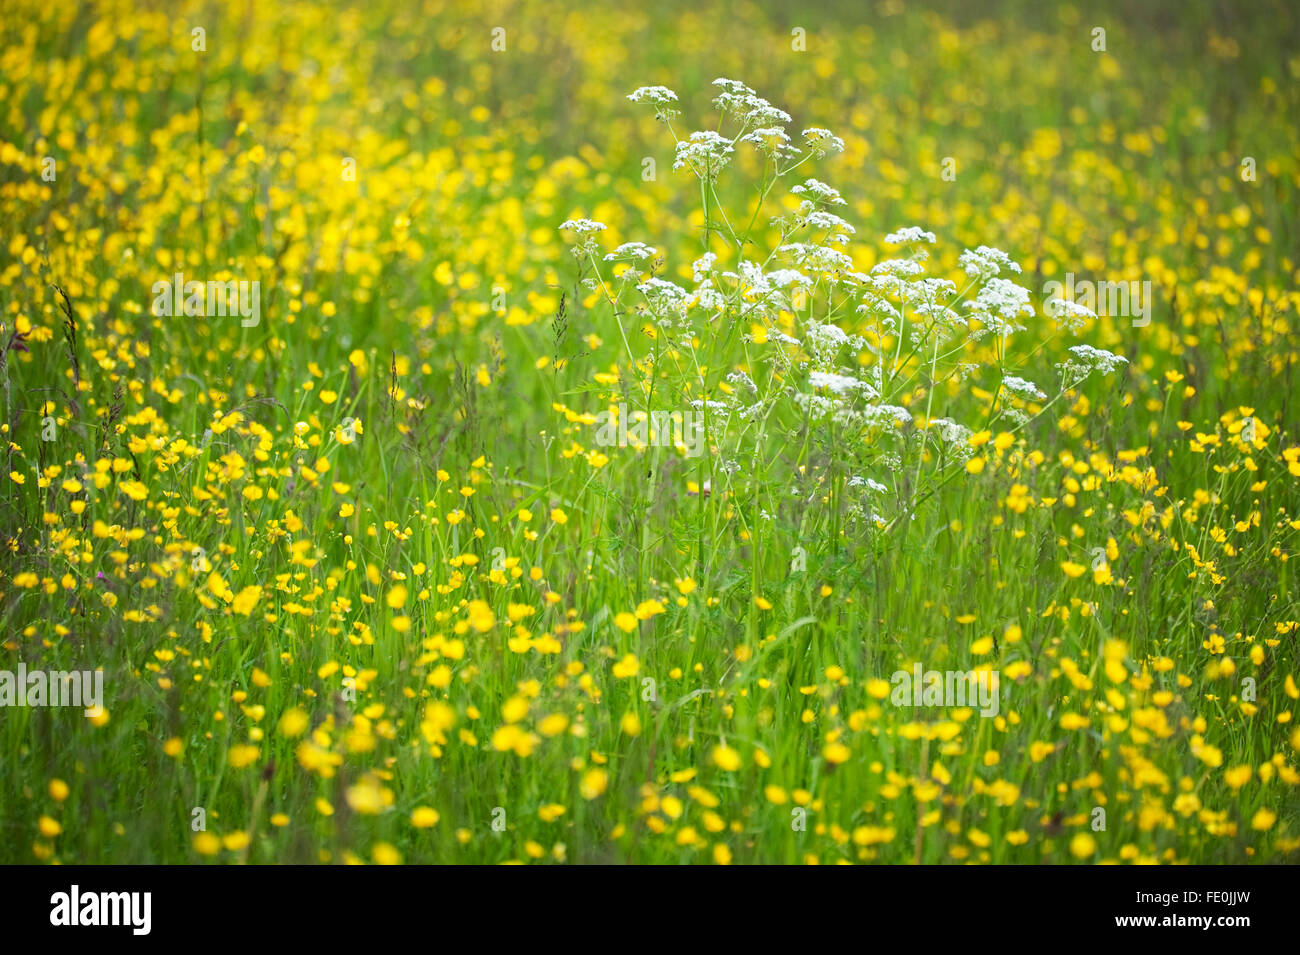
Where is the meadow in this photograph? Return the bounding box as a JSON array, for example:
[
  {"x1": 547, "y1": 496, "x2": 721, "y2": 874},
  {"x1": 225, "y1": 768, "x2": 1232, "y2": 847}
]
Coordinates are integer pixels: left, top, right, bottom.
[{"x1": 1, "y1": 0, "x2": 1298, "y2": 864}]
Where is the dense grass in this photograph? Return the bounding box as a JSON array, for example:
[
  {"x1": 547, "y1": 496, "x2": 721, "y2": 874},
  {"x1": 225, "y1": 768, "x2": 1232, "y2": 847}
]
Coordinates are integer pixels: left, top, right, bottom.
[{"x1": 0, "y1": 0, "x2": 1298, "y2": 864}]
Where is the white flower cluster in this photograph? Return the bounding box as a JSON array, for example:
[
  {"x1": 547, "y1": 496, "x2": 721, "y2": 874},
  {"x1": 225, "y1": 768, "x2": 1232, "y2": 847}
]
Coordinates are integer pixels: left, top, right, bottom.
[
  {"x1": 1044, "y1": 296, "x2": 1096, "y2": 334},
  {"x1": 558, "y1": 218, "x2": 608, "y2": 257},
  {"x1": 627, "y1": 86, "x2": 679, "y2": 112},
  {"x1": 848, "y1": 475, "x2": 889, "y2": 493},
  {"x1": 791, "y1": 179, "x2": 846, "y2": 205},
  {"x1": 967, "y1": 277, "x2": 1034, "y2": 339},
  {"x1": 927, "y1": 418, "x2": 975, "y2": 460},
  {"x1": 712, "y1": 78, "x2": 794, "y2": 130},
  {"x1": 960, "y1": 246, "x2": 1022, "y2": 280},
  {"x1": 1057, "y1": 344, "x2": 1129, "y2": 384},
  {"x1": 636, "y1": 277, "x2": 690, "y2": 323},
  {"x1": 604, "y1": 242, "x2": 658, "y2": 262},
  {"x1": 808, "y1": 370, "x2": 873, "y2": 396},
  {"x1": 885, "y1": 227, "x2": 937, "y2": 246},
  {"x1": 802, "y1": 127, "x2": 845, "y2": 156},
  {"x1": 574, "y1": 81, "x2": 1115, "y2": 526},
  {"x1": 779, "y1": 243, "x2": 854, "y2": 273},
  {"x1": 673, "y1": 130, "x2": 735, "y2": 180},
  {"x1": 558, "y1": 218, "x2": 606, "y2": 234},
  {"x1": 1002, "y1": 375, "x2": 1047, "y2": 400}
]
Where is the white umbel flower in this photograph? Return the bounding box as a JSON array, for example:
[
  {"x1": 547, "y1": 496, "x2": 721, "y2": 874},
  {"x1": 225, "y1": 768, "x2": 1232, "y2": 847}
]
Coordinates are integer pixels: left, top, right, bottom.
[
  {"x1": 885, "y1": 226, "x2": 937, "y2": 246},
  {"x1": 1044, "y1": 296, "x2": 1096, "y2": 333},
  {"x1": 604, "y1": 242, "x2": 658, "y2": 261},
  {"x1": 673, "y1": 130, "x2": 735, "y2": 180},
  {"x1": 802, "y1": 127, "x2": 845, "y2": 155},
  {"x1": 808, "y1": 371, "x2": 871, "y2": 395},
  {"x1": 627, "y1": 86, "x2": 678, "y2": 107},
  {"x1": 790, "y1": 178, "x2": 847, "y2": 205},
  {"x1": 959, "y1": 246, "x2": 1022, "y2": 280},
  {"x1": 558, "y1": 218, "x2": 607, "y2": 234},
  {"x1": 1002, "y1": 375, "x2": 1047, "y2": 400}
]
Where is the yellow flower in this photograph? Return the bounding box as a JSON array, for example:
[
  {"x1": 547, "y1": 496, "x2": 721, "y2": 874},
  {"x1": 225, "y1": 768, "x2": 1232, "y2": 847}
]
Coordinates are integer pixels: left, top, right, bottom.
[
  {"x1": 230, "y1": 585, "x2": 262, "y2": 616},
  {"x1": 227, "y1": 744, "x2": 260, "y2": 769},
  {"x1": 712, "y1": 745, "x2": 742, "y2": 771},
  {"x1": 277, "y1": 707, "x2": 310, "y2": 738},
  {"x1": 119, "y1": 480, "x2": 148, "y2": 501},
  {"x1": 1250, "y1": 808, "x2": 1276, "y2": 831},
  {"x1": 346, "y1": 775, "x2": 390, "y2": 814},
  {"x1": 634, "y1": 599, "x2": 666, "y2": 619},
  {"x1": 372, "y1": 842, "x2": 402, "y2": 865},
  {"x1": 501, "y1": 695, "x2": 529, "y2": 723},
  {"x1": 193, "y1": 832, "x2": 221, "y2": 855},
  {"x1": 611, "y1": 653, "x2": 640, "y2": 678},
  {"x1": 580, "y1": 768, "x2": 608, "y2": 800},
  {"x1": 410, "y1": 806, "x2": 440, "y2": 828},
  {"x1": 1223, "y1": 765, "x2": 1252, "y2": 789},
  {"x1": 538, "y1": 713, "x2": 570, "y2": 737},
  {"x1": 852, "y1": 825, "x2": 896, "y2": 846},
  {"x1": 823, "y1": 741, "x2": 851, "y2": 764},
  {"x1": 466, "y1": 600, "x2": 495, "y2": 632},
  {"x1": 1029, "y1": 741, "x2": 1056, "y2": 762},
  {"x1": 1069, "y1": 832, "x2": 1097, "y2": 858},
  {"x1": 1192, "y1": 741, "x2": 1223, "y2": 768}
]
